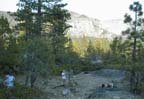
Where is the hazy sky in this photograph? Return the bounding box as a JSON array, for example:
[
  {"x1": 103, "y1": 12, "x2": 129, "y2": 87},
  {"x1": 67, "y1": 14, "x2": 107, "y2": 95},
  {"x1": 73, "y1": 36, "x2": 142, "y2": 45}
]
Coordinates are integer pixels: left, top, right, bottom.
[{"x1": 0, "y1": 0, "x2": 144, "y2": 20}]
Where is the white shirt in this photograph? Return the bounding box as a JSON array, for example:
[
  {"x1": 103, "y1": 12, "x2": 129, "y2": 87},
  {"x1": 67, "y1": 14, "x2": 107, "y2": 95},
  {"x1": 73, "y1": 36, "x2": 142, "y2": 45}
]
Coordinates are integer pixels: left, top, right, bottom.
[
  {"x1": 4, "y1": 74, "x2": 15, "y2": 88},
  {"x1": 62, "y1": 72, "x2": 67, "y2": 80}
]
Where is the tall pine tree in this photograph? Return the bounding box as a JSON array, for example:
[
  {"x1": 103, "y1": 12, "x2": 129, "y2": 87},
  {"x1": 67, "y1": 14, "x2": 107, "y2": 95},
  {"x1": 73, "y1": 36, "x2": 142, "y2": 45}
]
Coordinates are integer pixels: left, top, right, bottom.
[
  {"x1": 123, "y1": 1, "x2": 143, "y2": 62},
  {"x1": 48, "y1": 3, "x2": 71, "y2": 64}
]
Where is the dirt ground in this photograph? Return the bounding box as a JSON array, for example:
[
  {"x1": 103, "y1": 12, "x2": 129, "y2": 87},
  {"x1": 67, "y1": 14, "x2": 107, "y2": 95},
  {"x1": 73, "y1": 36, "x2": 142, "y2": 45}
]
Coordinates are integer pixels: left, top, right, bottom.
[{"x1": 16, "y1": 69, "x2": 143, "y2": 99}]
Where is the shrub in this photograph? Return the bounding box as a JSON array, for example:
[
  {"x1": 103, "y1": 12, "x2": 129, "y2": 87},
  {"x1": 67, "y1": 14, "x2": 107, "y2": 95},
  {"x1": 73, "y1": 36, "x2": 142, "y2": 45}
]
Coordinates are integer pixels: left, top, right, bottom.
[{"x1": 0, "y1": 82, "x2": 42, "y2": 99}]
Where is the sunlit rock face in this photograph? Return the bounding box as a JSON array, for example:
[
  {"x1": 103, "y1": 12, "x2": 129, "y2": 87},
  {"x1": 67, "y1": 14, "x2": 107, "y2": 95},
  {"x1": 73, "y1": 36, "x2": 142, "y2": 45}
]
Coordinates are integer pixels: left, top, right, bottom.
[{"x1": 67, "y1": 11, "x2": 125, "y2": 39}]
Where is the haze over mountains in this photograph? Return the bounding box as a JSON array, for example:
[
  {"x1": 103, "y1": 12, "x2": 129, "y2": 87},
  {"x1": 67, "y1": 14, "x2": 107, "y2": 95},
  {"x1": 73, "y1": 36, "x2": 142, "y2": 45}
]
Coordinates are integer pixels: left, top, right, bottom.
[
  {"x1": 67, "y1": 11, "x2": 126, "y2": 39},
  {"x1": 0, "y1": 11, "x2": 126, "y2": 39}
]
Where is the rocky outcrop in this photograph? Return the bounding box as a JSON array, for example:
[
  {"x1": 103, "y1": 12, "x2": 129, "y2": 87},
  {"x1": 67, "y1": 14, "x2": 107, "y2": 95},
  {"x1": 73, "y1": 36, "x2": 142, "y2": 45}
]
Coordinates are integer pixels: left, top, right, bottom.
[
  {"x1": 16, "y1": 69, "x2": 142, "y2": 99},
  {"x1": 67, "y1": 11, "x2": 125, "y2": 39}
]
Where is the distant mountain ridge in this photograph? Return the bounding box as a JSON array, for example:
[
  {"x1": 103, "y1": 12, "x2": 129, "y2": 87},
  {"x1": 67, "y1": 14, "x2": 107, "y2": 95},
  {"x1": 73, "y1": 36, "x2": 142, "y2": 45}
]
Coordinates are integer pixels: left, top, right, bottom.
[
  {"x1": 0, "y1": 11, "x2": 125, "y2": 39},
  {"x1": 67, "y1": 11, "x2": 125, "y2": 39}
]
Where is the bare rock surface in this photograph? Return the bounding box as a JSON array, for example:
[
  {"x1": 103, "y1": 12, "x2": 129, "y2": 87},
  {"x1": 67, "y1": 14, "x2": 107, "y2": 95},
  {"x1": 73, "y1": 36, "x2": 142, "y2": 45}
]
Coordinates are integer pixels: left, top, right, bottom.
[{"x1": 16, "y1": 69, "x2": 142, "y2": 99}]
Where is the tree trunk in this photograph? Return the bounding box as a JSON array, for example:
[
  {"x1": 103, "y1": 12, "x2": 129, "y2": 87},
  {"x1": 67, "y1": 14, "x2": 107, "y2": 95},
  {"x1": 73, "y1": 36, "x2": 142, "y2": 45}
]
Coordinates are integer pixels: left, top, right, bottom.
[
  {"x1": 25, "y1": 72, "x2": 30, "y2": 86},
  {"x1": 132, "y1": 37, "x2": 137, "y2": 62},
  {"x1": 36, "y1": 0, "x2": 42, "y2": 35},
  {"x1": 132, "y1": 10, "x2": 137, "y2": 62}
]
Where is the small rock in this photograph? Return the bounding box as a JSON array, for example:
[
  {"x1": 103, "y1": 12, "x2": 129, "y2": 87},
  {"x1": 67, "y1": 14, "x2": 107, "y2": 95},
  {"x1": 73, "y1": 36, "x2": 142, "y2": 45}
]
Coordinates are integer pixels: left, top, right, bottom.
[{"x1": 113, "y1": 96, "x2": 120, "y2": 99}]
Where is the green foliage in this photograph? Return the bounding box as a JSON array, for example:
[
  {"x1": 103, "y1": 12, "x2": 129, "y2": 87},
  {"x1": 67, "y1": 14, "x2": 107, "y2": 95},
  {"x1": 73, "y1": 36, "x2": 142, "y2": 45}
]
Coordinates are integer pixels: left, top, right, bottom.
[
  {"x1": 72, "y1": 37, "x2": 110, "y2": 57},
  {"x1": 48, "y1": 2, "x2": 71, "y2": 64},
  {"x1": 0, "y1": 16, "x2": 11, "y2": 34},
  {"x1": 50, "y1": 63, "x2": 102, "y2": 75},
  {"x1": 21, "y1": 36, "x2": 54, "y2": 76},
  {"x1": 124, "y1": 63, "x2": 144, "y2": 94},
  {"x1": 0, "y1": 35, "x2": 22, "y2": 66},
  {"x1": 109, "y1": 37, "x2": 132, "y2": 64},
  {"x1": 16, "y1": 0, "x2": 72, "y2": 66},
  {"x1": 122, "y1": 2, "x2": 144, "y2": 94},
  {"x1": 0, "y1": 82, "x2": 42, "y2": 99},
  {"x1": 72, "y1": 36, "x2": 89, "y2": 57},
  {"x1": 86, "y1": 40, "x2": 97, "y2": 58},
  {"x1": 16, "y1": 0, "x2": 43, "y2": 35},
  {"x1": 50, "y1": 64, "x2": 71, "y2": 75},
  {"x1": 138, "y1": 82, "x2": 144, "y2": 93},
  {"x1": 0, "y1": 16, "x2": 22, "y2": 73},
  {"x1": 0, "y1": 16, "x2": 11, "y2": 49}
]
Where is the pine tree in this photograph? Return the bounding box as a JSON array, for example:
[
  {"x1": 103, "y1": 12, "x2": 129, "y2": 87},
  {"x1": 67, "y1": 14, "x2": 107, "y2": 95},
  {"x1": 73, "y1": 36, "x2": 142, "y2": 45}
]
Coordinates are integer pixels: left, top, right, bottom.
[
  {"x1": 48, "y1": 2, "x2": 71, "y2": 64},
  {"x1": 123, "y1": 1, "x2": 144, "y2": 93},
  {"x1": 0, "y1": 16, "x2": 21, "y2": 73},
  {"x1": 15, "y1": 0, "x2": 71, "y2": 85},
  {"x1": 86, "y1": 40, "x2": 96, "y2": 58},
  {"x1": 123, "y1": 1, "x2": 143, "y2": 62}
]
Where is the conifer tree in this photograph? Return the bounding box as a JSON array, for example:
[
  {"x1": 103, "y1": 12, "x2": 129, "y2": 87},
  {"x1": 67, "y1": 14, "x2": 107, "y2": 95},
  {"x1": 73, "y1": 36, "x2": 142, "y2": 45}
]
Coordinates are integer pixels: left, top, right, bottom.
[{"x1": 123, "y1": 1, "x2": 143, "y2": 62}]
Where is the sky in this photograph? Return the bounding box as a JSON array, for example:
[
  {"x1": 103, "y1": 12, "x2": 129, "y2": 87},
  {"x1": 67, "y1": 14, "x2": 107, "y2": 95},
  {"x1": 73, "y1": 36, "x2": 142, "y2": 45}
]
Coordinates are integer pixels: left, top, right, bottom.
[{"x1": 0, "y1": 0, "x2": 144, "y2": 20}]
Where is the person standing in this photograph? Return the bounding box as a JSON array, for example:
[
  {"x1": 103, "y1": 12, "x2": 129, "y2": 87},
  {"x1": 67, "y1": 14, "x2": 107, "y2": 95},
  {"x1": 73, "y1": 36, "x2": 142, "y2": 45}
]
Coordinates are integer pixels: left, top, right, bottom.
[
  {"x1": 61, "y1": 70, "x2": 68, "y2": 86},
  {"x1": 61, "y1": 70, "x2": 70, "y2": 96},
  {"x1": 4, "y1": 72, "x2": 15, "y2": 88}
]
